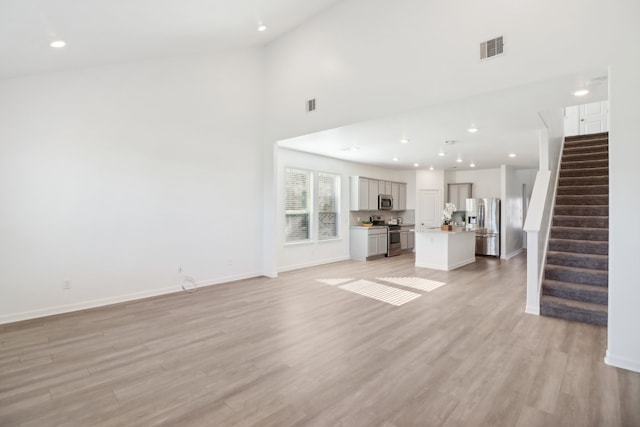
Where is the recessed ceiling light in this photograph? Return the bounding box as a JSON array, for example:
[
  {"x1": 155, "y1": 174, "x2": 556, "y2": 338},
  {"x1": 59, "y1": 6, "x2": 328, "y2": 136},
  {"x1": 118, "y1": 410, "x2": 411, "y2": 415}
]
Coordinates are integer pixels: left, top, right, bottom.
[
  {"x1": 50, "y1": 40, "x2": 66, "y2": 48},
  {"x1": 413, "y1": 163, "x2": 419, "y2": 167},
  {"x1": 400, "y1": 138, "x2": 409, "y2": 144},
  {"x1": 456, "y1": 158, "x2": 462, "y2": 163},
  {"x1": 392, "y1": 157, "x2": 399, "y2": 162},
  {"x1": 257, "y1": 24, "x2": 267, "y2": 32},
  {"x1": 429, "y1": 166, "x2": 434, "y2": 171},
  {"x1": 573, "y1": 89, "x2": 589, "y2": 97},
  {"x1": 438, "y1": 151, "x2": 446, "y2": 157},
  {"x1": 509, "y1": 153, "x2": 516, "y2": 158},
  {"x1": 467, "y1": 127, "x2": 478, "y2": 133},
  {"x1": 470, "y1": 162, "x2": 476, "y2": 167}
]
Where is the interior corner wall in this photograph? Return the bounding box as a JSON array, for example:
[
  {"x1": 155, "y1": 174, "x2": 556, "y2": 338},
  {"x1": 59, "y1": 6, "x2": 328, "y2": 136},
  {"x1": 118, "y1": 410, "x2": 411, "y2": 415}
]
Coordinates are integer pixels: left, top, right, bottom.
[{"x1": 0, "y1": 49, "x2": 265, "y2": 323}]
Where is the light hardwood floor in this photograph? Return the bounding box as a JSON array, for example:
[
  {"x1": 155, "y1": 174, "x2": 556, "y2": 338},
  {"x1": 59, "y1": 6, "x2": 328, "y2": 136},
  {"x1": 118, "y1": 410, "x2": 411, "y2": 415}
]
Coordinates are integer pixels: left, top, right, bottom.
[{"x1": 1, "y1": 253, "x2": 639, "y2": 426}]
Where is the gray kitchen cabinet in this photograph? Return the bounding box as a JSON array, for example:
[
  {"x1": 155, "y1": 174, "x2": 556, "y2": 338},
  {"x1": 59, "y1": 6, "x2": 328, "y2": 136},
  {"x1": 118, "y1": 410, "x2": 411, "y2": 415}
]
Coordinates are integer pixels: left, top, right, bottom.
[
  {"x1": 350, "y1": 176, "x2": 408, "y2": 212},
  {"x1": 350, "y1": 177, "x2": 370, "y2": 211},
  {"x1": 384, "y1": 181, "x2": 392, "y2": 195},
  {"x1": 447, "y1": 183, "x2": 472, "y2": 212},
  {"x1": 398, "y1": 183, "x2": 407, "y2": 211},
  {"x1": 408, "y1": 230, "x2": 415, "y2": 249},
  {"x1": 350, "y1": 227, "x2": 388, "y2": 261},
  {"x1": 368, "y1": 179, "x2": 379, "y2": 210},
  {"x1": 400, "y1": 230, "x2": 408, "y2": 249}
]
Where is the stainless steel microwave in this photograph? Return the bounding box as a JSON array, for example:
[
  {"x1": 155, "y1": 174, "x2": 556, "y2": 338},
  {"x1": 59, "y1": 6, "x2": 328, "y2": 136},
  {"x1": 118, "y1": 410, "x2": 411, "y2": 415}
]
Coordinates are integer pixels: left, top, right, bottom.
[{"x1": 378, "y1": 194, "x2": 393, "y2": 210}]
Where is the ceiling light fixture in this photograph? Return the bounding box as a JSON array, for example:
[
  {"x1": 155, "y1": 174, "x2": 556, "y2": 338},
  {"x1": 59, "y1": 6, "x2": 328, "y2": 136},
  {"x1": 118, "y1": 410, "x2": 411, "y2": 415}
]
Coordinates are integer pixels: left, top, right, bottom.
[
  {"x1": 573, "y1": 89, "x2": 589, "y2": 97},
  {"x1": 509, "y1": 153, "x2": 516, "y2": 158},
  {"x1": 438, "y1": 151, "x2": 446, "y2": 157},
  {"x1": 467, "y1": 127, "x2": 478, "y2": 133},
  {"x1": 456, "y1": 158, "x2": 462, "y2": 163},
  {"x1": 400, "y1": 138, "x2": 409, "y2": 144},
  {"x1": 429, "y1": 166, "x2": 434, "y2": 171},
  {"x1": 257, "y1": 24, "x2": 267, "y2": 32},
  {"x1": 393, "y1": 157, "x2": 399, "y2": 162},
  {"x1": 50, "y1": 40, "x2": 66, "y2": 48},
  {"x1": 413, "y1": 163, "x2": 419, "y2": 167},
  {"x1": 470, "y1": 162, "x2": 476, "y2": 167}
]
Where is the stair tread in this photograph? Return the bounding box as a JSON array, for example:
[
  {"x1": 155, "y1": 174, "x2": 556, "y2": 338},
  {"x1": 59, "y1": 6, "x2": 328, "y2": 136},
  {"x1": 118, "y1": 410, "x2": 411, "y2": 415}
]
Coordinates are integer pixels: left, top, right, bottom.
[
  {"x1": 545, "y1": 264, "x2": 609, "y2": 276},
  {"x1": 547, "y1": 250, "x2": 608, "y2": 260},
  {"x1": 551, "y1": 226, "x2": 609, "y2": 232},
  {"x1": 541, "y1": 295, "x2": 607, "y2": 312},
  {"x1": 543, "y1": 279, "x2": 608, "y2": 293}
]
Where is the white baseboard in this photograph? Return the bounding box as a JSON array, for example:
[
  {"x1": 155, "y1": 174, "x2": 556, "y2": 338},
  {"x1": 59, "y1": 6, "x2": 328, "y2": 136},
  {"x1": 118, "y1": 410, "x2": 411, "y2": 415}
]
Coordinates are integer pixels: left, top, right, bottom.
[
  {"x1": 502, "y1": 248, "x2": 524, "y2": 260},
  {"x1": 415, "y1": 257, "x2": 475, "y2": 271},
  {"x1": 278, "y1": 256, "x2": 350, "y2": 273},
  {"x1": 525, "y1": 304, "x2": 540, "y2": 315},
  {"x1": 605, "y1": 350, "x2": 640, "y2": 373},
  {"x1": 0, "y1": 271, "x2": 261, "y2": 325}
]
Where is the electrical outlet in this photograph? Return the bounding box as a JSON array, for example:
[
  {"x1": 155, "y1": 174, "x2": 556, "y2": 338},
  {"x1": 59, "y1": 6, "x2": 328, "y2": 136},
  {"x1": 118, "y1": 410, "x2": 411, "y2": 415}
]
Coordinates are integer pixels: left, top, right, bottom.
[
  {"x1": 63, "y1": 280, "x2": 71, "y2": 290},
  {"x1": 178, "y1": 265, "x2": 183, "y2": 273}
]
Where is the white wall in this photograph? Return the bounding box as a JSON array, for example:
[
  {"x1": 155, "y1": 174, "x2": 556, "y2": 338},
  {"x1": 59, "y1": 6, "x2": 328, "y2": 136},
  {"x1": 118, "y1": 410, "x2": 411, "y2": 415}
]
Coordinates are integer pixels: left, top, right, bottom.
[
  {"x1": 606, "y1": 0, "x2": 640, "y2": 372},
  {"x1": 0, "y1": 49, "x2": 265, "y2": 323},
  {"x1": 276, "y1": 148, "x2": 415, "y2": 271},
  {"x1": 263, "y1": 0, "x2": 618, "y2": 143},
  {"x1": 445, "y1": 168, "x2": 501, "y2": 199}
]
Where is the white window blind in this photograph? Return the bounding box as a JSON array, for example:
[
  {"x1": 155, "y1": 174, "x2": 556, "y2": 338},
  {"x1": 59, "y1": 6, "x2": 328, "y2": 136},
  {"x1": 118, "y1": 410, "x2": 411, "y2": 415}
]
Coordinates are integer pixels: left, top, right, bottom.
[
  {"x1": 317, "y1": 172, "x2": 340, "y2": 240},
  {"x1": 285, "y1": 168, "x2": 311, "y2": 242}
]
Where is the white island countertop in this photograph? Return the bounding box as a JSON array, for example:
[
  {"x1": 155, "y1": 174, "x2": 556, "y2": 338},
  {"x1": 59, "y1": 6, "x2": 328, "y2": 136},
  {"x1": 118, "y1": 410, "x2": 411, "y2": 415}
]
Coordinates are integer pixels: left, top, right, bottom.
[{"x1": 415, "y1": 228, "x2": 476, "y2": 271}]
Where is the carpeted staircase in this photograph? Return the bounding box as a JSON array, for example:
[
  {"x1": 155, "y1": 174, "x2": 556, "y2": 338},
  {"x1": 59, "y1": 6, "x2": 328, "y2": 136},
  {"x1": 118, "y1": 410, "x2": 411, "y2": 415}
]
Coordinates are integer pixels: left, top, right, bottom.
[{"x1": 540, "y1": 132, "x2": 609, "y2": 326}]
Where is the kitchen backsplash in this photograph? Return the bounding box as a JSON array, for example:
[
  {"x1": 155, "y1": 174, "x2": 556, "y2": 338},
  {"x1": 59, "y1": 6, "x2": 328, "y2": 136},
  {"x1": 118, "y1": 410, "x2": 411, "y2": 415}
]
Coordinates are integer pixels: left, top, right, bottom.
[{"x1": 350, "y1": 209, "x2": 415, "y2": 225}]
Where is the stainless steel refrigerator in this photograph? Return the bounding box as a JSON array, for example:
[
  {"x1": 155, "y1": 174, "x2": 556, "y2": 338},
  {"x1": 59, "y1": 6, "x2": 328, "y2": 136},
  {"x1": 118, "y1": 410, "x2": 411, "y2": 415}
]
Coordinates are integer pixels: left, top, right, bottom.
[{"x1": 465, "y1": 198, "x2": 500, "y2": 257}]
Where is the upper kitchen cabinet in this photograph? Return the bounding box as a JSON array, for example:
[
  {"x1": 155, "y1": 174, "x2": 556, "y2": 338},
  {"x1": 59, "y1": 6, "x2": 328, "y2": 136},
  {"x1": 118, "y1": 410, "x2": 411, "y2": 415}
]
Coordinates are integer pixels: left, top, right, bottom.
[
  {"x1": 350, "y1": 176, "x2": 408, "y2": 211},
  {"x1": 447, "y1": 183, "x2": 472, "y2": 212},
  {"x1": 352, "y1": 177, "x2": 369, "y2": 211},
  {"x1": 390, "y1": 182, "x2": 407, "y2": 211}
]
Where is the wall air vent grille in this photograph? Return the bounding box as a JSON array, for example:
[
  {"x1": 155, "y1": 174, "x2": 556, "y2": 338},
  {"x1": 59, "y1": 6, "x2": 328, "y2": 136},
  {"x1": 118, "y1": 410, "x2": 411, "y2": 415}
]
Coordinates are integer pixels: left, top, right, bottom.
[
  {"x1": 480, "y1": 36, "x2": 504, "y2": 60},
  {"x1": 307, "y1": 98, "x2": 316, "y2": 112}
]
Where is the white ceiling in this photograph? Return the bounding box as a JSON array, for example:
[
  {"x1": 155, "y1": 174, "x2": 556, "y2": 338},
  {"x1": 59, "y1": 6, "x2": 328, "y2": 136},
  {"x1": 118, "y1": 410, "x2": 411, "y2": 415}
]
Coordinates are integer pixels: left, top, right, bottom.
[
  {"x1": 279, "y1": 70, "x2": 609, "y2": 171},
  {"x1": 0, "y1": 0, "x2": 342, "y2": 80}
]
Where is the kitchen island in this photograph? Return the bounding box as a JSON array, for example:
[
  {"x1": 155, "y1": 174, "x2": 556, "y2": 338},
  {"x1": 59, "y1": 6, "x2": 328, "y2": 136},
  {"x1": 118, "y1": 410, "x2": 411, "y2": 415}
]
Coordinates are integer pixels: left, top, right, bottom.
[{"x1": 415, "y1": 228, "x2": 476, "y2": 271}]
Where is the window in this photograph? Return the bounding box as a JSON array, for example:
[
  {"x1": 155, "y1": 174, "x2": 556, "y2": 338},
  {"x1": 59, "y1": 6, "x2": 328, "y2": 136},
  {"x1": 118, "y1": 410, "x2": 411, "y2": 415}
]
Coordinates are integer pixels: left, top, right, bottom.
[
  {"x1": 317, "y1": 172, "x2": 340, "y2": 240},
  {"x1": 284, "y1": 168, "x2": 311, "y2": 242}
]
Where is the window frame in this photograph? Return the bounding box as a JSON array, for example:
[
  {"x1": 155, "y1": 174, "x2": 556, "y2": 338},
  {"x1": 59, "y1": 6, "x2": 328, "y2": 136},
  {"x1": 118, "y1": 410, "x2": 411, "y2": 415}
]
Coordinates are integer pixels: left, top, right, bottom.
[{"x1": 284, "y1": 167, "x2": 313, "y2": 243}]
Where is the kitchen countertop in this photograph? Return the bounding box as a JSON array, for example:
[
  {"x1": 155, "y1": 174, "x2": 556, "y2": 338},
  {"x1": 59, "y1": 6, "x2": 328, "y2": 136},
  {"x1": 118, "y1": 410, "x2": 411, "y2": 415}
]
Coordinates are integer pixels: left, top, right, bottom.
[{"x1": 418, "y1": 228, "x2": 474, "y2": 234}]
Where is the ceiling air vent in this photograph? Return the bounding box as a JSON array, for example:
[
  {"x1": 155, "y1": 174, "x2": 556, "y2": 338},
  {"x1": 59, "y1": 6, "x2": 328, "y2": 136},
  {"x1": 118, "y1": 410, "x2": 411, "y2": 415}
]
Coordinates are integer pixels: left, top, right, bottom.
[
  {"x1": 306, "y1": 98, "x2": 316, "y2": 112},
  {"x1": 480, "y1": 36, "x2": 504, "y2": 60}
]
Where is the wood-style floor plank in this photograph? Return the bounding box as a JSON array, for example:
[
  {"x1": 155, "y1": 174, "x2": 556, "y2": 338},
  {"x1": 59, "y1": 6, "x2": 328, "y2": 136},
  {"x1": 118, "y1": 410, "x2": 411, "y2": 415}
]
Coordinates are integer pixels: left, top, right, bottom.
[{"x1": 1, "y1": 253, "x2": 639, "y2": 426}]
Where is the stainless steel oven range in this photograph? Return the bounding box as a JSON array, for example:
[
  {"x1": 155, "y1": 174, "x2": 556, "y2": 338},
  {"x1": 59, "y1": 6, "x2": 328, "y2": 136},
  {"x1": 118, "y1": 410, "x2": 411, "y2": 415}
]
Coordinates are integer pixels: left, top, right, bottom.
[{"x1": 387, "y1": 224, "x2": 402, "y2": 257}]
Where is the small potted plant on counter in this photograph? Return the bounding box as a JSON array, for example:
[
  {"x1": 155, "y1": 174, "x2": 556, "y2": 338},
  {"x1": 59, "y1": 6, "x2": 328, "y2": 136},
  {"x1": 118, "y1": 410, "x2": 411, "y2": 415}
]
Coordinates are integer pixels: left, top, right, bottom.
[
  {"x1": 441, "y1": 203, "x2": 456, "y2": 231},
  {"x1": 361, "y1": 220, "x2": 373, "y2": 227}
]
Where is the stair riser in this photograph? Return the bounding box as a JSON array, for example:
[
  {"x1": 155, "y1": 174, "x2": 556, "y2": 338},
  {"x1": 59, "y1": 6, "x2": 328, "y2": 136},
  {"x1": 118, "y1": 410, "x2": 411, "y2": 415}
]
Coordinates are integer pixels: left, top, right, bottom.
[
  {"x1": 555, "y1": 195, "x2": 608, "y2": 206},
  {"x1": 564, "y1": 138, "x2": 609, "y2": 148},
  {"x1": 562, "y1": 153, "x2": 608, "y2": 163},
  {"x1": 559, "y1": 168, "x2": 608, "y2": 178},
  {"x1": 550, "y1": 228, "x2": 608, "y2": 241},
  {"x1": 554, "y1": 206, "x2": 608, "y2": 216},
  {"x1": 563, "y1": 145, "x2": 608, "y2": 156},
  {"x1": 540, "y1": 304, "x2": 607, "y2": 327},
  {"x1": 542, "y1": 285, "x2": 608, "y2": 305},
  {"x1": 561, "y1": 160, "x2": 609, "y2": 170},
  {"x1": 546, "y1": 254, "x2": 608, "y2": 270},
  {"x1": 556, "y1": 185, "x2": 608, "y2": 196},
  {"x1": 553, "y1": 217, "x2": 608, "y2": 228},
  {"x1": 545, "y1": 269, "x2": 608, "y2": 287},
  {"x1": 558, "y1": 176, "x2": 608, "y2": 186},
  {"x1": 548, "y1": 240, "x2": 608, "y2": 255}
]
